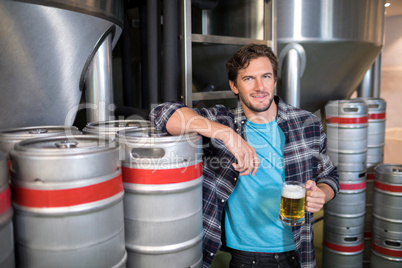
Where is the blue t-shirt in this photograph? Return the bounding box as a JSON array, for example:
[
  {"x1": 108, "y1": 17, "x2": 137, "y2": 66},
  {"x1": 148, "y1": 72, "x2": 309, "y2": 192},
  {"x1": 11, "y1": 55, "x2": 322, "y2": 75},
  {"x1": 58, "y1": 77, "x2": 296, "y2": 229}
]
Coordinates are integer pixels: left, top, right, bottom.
[{"x1": 224, "y1": 119, "x2": 295, "y2": 252}]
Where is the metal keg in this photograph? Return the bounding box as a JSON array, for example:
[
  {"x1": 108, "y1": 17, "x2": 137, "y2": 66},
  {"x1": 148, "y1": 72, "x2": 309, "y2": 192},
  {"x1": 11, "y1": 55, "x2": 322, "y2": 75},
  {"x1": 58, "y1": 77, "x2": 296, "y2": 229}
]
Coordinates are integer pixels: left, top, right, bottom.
[
  {"x1": 324, "y1": 171, "x2": 366, "y2": 245},
  {"x1": 0, "y1": 152, "x2": 15, "y2": 268},
  {"x1": 116, "y1": 128, "x2": 203, "y2": 268},
  {"x1": 83, "y1": 119, "x2": 151, "y2": 138},
  {"x1": 371, "y1": 233, "x2": 402, "y2": 267},
  {"x1": 323, "y1": 230, "x2": 364, "y2": 268},
  {"x1": 371, "y1": 164, "x2": 402, "y2": 266},
  {"x1": 373, "y1": 164, "x2": 402, "y2": 225},
  {"x1": 367, "y1": 145, "x2": 384, "y2": 166},
  {"x1": 324, "y1": 212, "x2": 365, "y2": 237},
  {"x1": 0, "y1": 125, "x2": 82, "y2": 153},
  {"x1": 337, "y1": 170, "x2": 367, "y2": 183},
  {"x1": 324, "y1": 179, "x2": 366, "y2": 217},
  {"x1": 328, "y1": 149, "x2": 367, "y2": 172},
  {"x1": 326, "y1": 100, "x2": 368, "y2": 152},
  {"x1": 355, "y1": 97, "x2": 387, "y2": 147},
  {"x1": 10, "y1": 135, "x2": 126, "y2": 268}
]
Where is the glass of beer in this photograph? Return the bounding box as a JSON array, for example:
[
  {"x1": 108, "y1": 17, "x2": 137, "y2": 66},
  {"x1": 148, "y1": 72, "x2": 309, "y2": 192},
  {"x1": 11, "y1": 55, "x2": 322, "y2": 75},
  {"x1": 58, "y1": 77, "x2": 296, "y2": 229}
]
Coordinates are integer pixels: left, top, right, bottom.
[{"x1": 279, "y1": 181, "x2": 306, "y2": 226}]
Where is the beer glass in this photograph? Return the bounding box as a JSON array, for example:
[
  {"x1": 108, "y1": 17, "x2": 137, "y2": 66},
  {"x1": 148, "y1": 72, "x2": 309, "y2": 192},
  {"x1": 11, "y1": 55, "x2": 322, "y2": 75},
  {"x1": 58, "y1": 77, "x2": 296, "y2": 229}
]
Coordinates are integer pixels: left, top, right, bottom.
[{"x1": 279, "y1": 181, "x2": 306, "y2": 226}]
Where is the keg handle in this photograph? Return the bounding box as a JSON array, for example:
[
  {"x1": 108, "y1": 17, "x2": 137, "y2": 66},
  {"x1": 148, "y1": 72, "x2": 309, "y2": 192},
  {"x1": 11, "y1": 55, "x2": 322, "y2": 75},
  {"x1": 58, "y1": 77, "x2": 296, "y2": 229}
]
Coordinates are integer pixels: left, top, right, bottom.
[
  {"x1": 384, "y1": 240, "x2": 401, "y2": 248},
  {"x1": 343, "y1": 237, "x2": 358, "y2": 242},
  {"x1": 342, "y1": 107, "x2": 359, "y2": 113},
  {"x1": 392, "y1": 167, "x2": 402, "y2": 173},
  {"x1": 368, "y1": 104, "x2": 380, "y2": 109}
]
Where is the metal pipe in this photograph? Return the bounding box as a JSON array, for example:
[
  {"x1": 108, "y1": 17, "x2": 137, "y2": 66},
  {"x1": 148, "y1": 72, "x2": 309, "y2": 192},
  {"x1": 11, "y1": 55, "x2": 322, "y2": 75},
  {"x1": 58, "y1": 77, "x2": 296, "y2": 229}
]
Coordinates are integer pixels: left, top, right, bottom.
[
  {"x1": 279, "y1": 43, "x2": 306, "y2": 108},
  {"x1": 85, "y1": 33, "x2": 115, "y2": 123},
  {"x1": 283, "y1": 48, "x2": 301, "y2": 107},
  {"x1": 121, "y1": 14, "x2": 133, "y2": 107},
  {"x1": 139, "y1": 1, "x2": 149, "y2": 109},
  {"x1": 357, "y1": 52, "x2": 382, "y2": 98},
  {"x1": 182, "y1": 0, "x2": 193, "y2": 107},
  {"x1": 163, "y1": 0, "x2": 179, "y2": 102},
  {"x1": 357, "y1": 67, "x2": 372, "y2": 98},
  {"x1": 147, "y1": 0, "x2": 159, "y2": 107},
  {"x1": 372, "y1": 52, "x2": 382, "y2": 98}
]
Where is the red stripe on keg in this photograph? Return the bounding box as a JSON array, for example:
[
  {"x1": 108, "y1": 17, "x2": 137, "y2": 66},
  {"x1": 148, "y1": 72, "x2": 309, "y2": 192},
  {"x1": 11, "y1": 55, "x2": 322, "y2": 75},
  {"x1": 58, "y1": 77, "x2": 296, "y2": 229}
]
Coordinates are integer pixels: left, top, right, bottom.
[
  {"x1": 0, "y1": 187, "x2": 11, "y2": 214},
  {"x1": 122, "y1": 162, "x2": 202, "y2": 184},
  {"x1": 368, "y1": 113, "x2": 386, "y2": 120},
  {"x1": 371, "y1": 241, "x2": 402, "y2": 257},
  {"x1": 374, "y1": 181, "x2": 402, "y2": 193},
  {"x1": 326, "y1": 116, "x2": 368, "y2": 124},
  {"x1": 339, "y1": 181, "x2": 366, "y2": 190},
  {"x1": 12, "y1": 174, "x2": 123, "y2": 208},
  {"x1": 324, "y1": 240, "x2": 364, "y2": 253},
  {"x1": 366, "y1": 173, "x2": 374, "y2": 181}
]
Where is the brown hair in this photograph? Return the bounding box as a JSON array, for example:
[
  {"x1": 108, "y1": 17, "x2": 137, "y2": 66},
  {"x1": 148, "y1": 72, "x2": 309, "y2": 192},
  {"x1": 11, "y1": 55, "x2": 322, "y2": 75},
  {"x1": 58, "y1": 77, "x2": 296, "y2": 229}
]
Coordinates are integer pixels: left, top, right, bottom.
[{"x1": 226, "y1": 44, "x2": 278, "y2": 86}]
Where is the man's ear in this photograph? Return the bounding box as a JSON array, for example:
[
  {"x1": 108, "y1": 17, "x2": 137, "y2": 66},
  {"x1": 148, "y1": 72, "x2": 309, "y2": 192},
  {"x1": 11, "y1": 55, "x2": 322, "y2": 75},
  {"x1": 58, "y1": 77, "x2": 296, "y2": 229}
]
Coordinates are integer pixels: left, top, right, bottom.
[{"x1": 229, "y1": 80, "x2": 238, "y2": 95}]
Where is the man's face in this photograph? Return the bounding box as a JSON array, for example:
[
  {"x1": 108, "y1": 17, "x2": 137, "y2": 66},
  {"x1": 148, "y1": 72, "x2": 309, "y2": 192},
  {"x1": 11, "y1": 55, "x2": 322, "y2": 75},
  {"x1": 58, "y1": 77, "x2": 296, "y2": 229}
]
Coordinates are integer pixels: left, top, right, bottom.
[{"x1": 229, "y1": 57, "x2": 277, "y2": 115}]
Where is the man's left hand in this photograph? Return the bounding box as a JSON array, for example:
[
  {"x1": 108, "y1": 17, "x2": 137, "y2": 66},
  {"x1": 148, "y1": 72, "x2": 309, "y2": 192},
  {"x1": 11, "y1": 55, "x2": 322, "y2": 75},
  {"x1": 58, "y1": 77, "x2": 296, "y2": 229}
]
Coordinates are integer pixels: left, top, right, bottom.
[{"x1": 305, "y1": 180, "x2": 326, "y2": 213}]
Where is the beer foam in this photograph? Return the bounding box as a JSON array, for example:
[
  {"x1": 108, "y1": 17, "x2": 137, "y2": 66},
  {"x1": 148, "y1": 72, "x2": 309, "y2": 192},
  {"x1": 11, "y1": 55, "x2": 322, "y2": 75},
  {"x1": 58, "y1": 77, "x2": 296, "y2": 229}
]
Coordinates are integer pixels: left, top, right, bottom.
[{"x1": 282, "y1": 184, "x2": 305, "y2": 199}]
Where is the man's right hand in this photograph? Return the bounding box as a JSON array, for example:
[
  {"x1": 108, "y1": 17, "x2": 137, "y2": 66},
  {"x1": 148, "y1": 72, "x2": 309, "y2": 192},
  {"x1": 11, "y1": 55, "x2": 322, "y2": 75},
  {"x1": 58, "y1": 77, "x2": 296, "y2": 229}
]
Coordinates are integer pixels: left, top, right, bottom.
[{"x1": 216, "y1": 128, "x2": 259, "y2": 176}]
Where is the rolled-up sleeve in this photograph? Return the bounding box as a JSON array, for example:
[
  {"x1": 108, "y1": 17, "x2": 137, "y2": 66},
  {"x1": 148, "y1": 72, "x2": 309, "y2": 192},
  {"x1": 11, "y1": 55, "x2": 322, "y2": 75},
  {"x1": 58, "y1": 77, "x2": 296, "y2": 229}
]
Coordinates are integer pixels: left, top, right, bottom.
[
  {"x1": 149, "y1": 101, "x2": 188, "y2": 133},
  {"x1": 316, "y1": 123, "x2": 339, "y2": 199},
  {"x1": 150, "y1": 102, "x2": 235, "y2": 133}
]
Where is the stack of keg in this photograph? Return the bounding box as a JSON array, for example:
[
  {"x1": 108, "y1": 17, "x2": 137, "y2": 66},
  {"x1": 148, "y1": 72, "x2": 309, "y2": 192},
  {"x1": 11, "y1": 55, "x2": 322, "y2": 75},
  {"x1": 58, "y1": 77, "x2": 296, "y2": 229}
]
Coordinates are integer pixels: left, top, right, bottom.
[
  {"x1": 355, "y1": 97, "x2": 387, "y2": 267},
  {"x1": 0, "y1": 121, "x2": 204, "y2": 267},
  {"x1": 116, "y1": 128, "x2": 204, "y2": 268},
  {"x1": 82, "y1": 120, "x2": 204, "y2": 267},
  {"x1": 323, "y1": 99, "x2": 369, "y2": 267},
  {"x1": 371, "y1": 164, "x2": 402, "y2": 267}
]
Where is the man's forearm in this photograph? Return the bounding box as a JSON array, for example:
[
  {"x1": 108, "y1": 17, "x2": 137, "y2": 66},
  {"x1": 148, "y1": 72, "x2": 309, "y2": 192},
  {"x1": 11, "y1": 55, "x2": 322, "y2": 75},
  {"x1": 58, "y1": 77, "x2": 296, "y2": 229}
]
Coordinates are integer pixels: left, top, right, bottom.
[
  {"x1": 166, "y1": 107, "x2": 233, "y2": 143},
  {"x1": 166, "y1": 107, "x2": 259, "y2": 176},
  {"x1": 317, "y1": 183, "x2": 335, "y2": 203}
]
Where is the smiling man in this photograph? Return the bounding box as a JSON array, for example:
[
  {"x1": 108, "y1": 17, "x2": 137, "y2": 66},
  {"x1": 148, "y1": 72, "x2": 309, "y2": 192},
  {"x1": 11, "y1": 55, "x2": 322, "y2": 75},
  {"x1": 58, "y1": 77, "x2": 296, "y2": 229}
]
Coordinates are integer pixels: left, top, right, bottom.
[{"x1": 150, "y1": 43, "x2": 339, "y2": 268}]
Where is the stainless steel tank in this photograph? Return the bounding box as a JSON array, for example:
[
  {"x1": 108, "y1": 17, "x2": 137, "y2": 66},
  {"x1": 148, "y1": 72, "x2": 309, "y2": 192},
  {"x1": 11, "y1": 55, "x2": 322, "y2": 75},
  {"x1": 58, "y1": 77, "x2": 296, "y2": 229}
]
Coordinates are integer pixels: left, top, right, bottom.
[
  {"x1": 277, "y1": 0, "x2": 385, "y2": 111},
  {"x1": 0, "y1": 0, "x2": 123, "y2": 129}
]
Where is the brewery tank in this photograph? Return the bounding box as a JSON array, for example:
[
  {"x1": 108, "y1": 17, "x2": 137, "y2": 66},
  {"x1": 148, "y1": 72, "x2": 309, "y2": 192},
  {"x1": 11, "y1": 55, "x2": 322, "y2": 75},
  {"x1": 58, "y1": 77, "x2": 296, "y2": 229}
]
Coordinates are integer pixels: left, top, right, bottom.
[
  {"x1": 276, "y1": 0, "x2": 385, "y2": 112},
  {"x1": 0, "y1": 0, "x2": 123, "y2": 129},
  {"x1": 191, "y1": 0, "x2": 385, "y2": 112}
]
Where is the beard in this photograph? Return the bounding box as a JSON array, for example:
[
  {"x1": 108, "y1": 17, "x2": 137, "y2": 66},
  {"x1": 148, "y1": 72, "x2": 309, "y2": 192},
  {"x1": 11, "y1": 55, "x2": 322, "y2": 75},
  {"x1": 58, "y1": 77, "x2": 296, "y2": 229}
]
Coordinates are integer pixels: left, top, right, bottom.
[{"x1": 238, "y1": 91, "x2": 274, "y2": 113}]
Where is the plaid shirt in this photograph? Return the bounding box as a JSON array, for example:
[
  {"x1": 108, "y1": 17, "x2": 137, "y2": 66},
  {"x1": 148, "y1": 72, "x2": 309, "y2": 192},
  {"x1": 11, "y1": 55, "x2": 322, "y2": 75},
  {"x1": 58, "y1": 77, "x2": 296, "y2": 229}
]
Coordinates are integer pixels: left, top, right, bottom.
[{"x1": 150, "y1": 96, "x2": 339, "y2": 268}]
